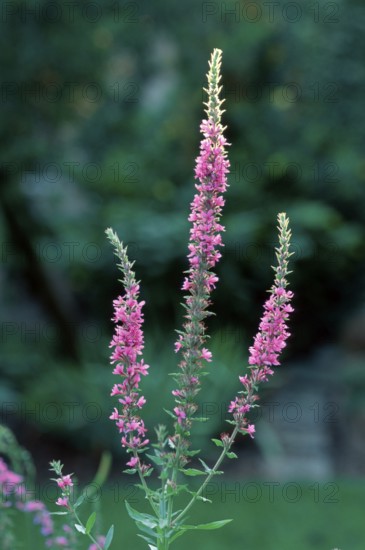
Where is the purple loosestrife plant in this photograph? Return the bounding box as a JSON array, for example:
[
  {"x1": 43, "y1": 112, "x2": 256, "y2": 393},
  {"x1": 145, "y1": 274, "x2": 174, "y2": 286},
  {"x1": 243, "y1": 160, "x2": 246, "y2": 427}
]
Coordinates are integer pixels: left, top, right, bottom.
[
  {"x1": 49, "y1": 459, "x2": 113, "y2": 550},
  {"x1": 105, "y1": 49, "x2": 293, "y2": 550},
  {"x1": 49, "y1": 49, "x2": 294, "y2": 550}
]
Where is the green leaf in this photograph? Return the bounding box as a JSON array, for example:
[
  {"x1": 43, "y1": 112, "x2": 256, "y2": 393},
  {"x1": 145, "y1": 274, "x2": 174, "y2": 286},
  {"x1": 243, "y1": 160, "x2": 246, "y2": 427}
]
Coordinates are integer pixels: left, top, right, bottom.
[
  {"x1": 226, "y1": 451, "x2": 238, "y2": 459},
  {"x1": 169, "y1": 529, "x2": 187, "y2": 544},
  {"x1": 196, "y1": 495, "x2": 212, "y2": 503},
  {"x1": 104, "y1": 525, "x2": 114, "y2": 550},
  {"x1": 146, "y1": 453, "x2": 164, "y2": 466},
  {"x1": 49, "y1": 511, "x2": 68, "y2": 516},
  {"x1": 74, "y1": 523, "x2": 86, "y2": 534},
  {"x1": 180, "y1": 468, "x2": 207, "y2": 476},
  {"x1": 123, "y1": 468, "x2": 137, "y2": 474},
  {"x1": 137, "y1": 533, "x2": 156, "y2": 545},
  {"x1": 180, "y1": 519, "x2": 233, "y2": 531},
  {"x1": 198, "y1": 458, "x2": 212, "y2": 473},
  {"x1": 163, "y1": 408, "x2": 176, "y2": 419},
  {"x1": 125, "y1": 502, "x2": 158, "y2": 529},
  {"x1": 74, "y1": 493, "x2": 86, "y2": 509},
  {"x1": 185, "y1": 448, "x2": 201, "y2": 457},
  {"x1": 211, "y1": 438, "x2": 224, "y2": 448},
  {"x1": 135, "y1": 521, "x2": 158, "y2": 539},
  {"x1": 85, "y1": 512, "x2": 96, "y2": 535},
  {"x1": 143, "y1": 466, "x2": 154, "y2": 477}
]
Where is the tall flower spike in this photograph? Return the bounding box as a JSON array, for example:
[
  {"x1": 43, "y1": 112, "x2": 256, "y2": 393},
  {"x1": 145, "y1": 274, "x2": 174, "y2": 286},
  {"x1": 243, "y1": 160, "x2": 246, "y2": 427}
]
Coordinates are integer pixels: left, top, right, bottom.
[
  {"x1": 173, "y1": 49, "x2": 230, "y2": 438},
  {"x1": 228, "y1": 213, "x2": 294, "y2": 438},
  {"x1": 106, "y1": 228, "x2": 150, "y2": 471}
]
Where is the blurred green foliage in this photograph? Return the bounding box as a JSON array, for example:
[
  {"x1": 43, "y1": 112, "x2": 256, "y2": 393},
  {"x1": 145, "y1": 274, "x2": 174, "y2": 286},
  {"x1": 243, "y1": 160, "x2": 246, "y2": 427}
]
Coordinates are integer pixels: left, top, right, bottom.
[
  {"x1": 12, "y1": 478, "x2": 365, "y2": 549},
  {"x1": 1, "y1": 0, "x2": 365, "y2": 460}
]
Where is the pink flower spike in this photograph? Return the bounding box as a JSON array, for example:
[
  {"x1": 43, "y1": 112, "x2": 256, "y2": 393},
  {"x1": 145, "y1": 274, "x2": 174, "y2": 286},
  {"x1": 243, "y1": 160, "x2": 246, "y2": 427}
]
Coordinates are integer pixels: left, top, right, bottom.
[
  {"x1": 172, "y1": 49, "x2": 229, "y2": 437},
  {"x1": 228, "y1": 213, "x2": 294, "y2": 439},
  {"x1": 106, "y1": 228, "x2": 150, "y2": 470}
]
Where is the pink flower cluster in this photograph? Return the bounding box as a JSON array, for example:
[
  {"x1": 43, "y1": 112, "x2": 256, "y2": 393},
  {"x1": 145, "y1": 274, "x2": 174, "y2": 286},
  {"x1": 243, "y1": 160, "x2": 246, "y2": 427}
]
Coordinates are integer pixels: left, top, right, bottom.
[
  {"x1": 185, "y1": 119, "x2": 229, "y2": 274},
  {"x1": 55, "y1": 472, "x2": 73, "y2": 508},
  {"x1": 106, "y1": 228, "x2": 150, "y2": 468},
  {"x1": 51, "y1": 463, "x2": 105, "y2": 548},
  {"x1": 109, "y1": 285, "x2": 149, "y2": 455},
  {"x1": 228, "y1": 213, "x2": 293, "y2": 438},
  {"x1": 173, "y1": 49, "x2": 230, "y2": 433},
  {"x1": 0, "y1": 456, "x2": 22, "y2": 499},
  {"x1": 248, "y1": 286, "x2": 293, "y2": 369},
  {"x1": 0, "y1": 457, "x2": 72, "y2": 548}
]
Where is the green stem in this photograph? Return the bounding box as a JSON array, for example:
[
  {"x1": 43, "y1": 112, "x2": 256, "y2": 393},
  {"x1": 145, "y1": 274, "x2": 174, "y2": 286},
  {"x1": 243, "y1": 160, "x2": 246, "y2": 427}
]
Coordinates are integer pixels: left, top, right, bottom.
[
  {"x1": 166, "y1": 436, "x2": 181, "y2": 528},
  {"x1": 71, "y1": 506, "x2": 103, "y2": 550},
  {"x1": 136, "y1": 464, "x2": 159, "y2": 516},
  {"x1": 172, "y1": 426, "x2": 239, "y2": 527}
]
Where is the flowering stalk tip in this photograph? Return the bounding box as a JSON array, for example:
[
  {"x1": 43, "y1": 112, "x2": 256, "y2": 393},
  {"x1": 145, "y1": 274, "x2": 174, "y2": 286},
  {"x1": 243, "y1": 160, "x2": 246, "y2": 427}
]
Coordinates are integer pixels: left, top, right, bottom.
[{"x1": 228, "y1": 212, "x2": 294, "y2": 437}]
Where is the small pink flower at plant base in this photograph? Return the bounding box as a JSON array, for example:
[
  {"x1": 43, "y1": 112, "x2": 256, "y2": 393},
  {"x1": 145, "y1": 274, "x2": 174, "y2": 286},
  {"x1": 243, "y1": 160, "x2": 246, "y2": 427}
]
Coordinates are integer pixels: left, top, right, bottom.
[
  {"x1": 23, "y1": 500, "x2": 45, "y2": 512},
  {"x1": 53, "y1": 536, "x2": 69, "y2": 546},
  {"x1": 0, "y1": 457, "x2": 23, "y2": 496},
  {"x1": 229, "y1": 213, "x2": 294, "y2": 438},
  {"x1": 56, "y1": 497, "x2": 69, "y2": 508},
  {"x1": 88, "y1": 536, "x2": 106, "y2": 550}
]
